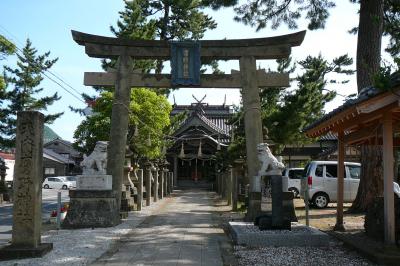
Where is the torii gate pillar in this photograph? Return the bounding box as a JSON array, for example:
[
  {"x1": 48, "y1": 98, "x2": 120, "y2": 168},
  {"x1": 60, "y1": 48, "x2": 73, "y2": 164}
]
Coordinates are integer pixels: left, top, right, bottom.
[
  {"x1": 107, "y1": 55, "x2": 133, "y2": 214},
  {"x1": 240, "y1": 56, "x2": 264, "y2": 220}
]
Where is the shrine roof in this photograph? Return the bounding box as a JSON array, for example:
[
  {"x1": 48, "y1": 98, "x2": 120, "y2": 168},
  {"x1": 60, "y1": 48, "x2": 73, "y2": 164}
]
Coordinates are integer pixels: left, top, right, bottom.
[
  {"x1": 304, "y1": 72, "x2": 400, "y2": 138},
  {"x1": 173, "y1": 111, "x2": 230, "y2": 138}
]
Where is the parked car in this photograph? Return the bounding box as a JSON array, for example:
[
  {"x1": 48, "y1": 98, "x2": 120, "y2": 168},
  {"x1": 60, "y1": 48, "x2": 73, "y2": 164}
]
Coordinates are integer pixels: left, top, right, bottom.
[
  {"x1": 64, "y1": 176, "x2": 77, "y2": 188},
  {"x1": 282, "y1": 168, "x2": 304, "y2": 197},
  {"x1": 42, "y1": 176, "x2": 74, "y2": 190},
  {"x1": 300, "y1": 161, "x2": 400, "y2": 208}
]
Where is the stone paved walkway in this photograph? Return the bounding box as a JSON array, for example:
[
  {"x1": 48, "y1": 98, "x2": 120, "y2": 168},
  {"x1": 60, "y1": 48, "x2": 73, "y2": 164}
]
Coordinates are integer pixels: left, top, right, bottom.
[{"x1": 92, "y1": 189, "x2": 233, "y2": 266}]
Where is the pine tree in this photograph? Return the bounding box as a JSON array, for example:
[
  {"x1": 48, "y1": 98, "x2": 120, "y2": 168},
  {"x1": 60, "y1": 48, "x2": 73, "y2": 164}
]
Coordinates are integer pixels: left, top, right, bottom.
[
  {"x1": 0, "y1": 35, "x2": 15, "y2": 90},
  {"x1": 0, "y1": 39, "x2": 63, "y2": 148}
]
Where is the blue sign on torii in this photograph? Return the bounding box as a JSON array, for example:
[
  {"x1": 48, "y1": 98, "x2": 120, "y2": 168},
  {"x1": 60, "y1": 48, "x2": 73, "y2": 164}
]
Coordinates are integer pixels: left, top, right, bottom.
[{"x1": 170, "y1": 41, "x2": 201, "y2": 86}]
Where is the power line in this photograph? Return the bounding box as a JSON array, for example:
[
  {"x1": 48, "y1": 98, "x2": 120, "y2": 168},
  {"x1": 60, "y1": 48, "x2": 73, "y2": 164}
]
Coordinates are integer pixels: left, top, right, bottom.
[{"x1": 0, "y1": 25, "x2": 86, "y2": 104}]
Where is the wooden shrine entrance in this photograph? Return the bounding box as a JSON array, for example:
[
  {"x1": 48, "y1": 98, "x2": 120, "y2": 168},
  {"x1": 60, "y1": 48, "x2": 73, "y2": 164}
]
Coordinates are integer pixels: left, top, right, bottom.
[{"x1": 72, "y1": 30, "x2": 305, "y2": 220}]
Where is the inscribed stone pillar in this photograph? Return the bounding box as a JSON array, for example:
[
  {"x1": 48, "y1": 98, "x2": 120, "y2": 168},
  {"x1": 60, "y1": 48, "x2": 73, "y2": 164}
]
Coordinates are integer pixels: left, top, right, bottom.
[
  {"x1": 240, "y1": 56, "x2": 263, "y2": 221},
  {"x1": 144, "y1": 162, "x2": 152, "y2": 206},
  {"x1": 0, "y1": 111, "x2": 53, "y2": 260},
  {"x1": 159, "y1": 168, "x2": 164, "y2": 199},
  {"x1": 169, "y1": 172, "x2": 174, "y2": 193},
  {"x1": 136, "y1": 169, "x2": 143, "y2": 211},
  {"x1": 164, "y1": 169, "x2": 168, "y2": 196},
  {"x1": 107, "y1": 55, "x2": 133, "y2": 213},
  {"x1": 227, "y1": 166, "x2": 233, "y2": 206},
  {"x1": 153, "y1": 165, "x2": 159, "y2": 202},
  {"x1": 12, "y1": 111, "x2": 44, "y2": 247},
  {"x1": 233, "y1": 160, "x2": 244, "y2": 212},
  {"x1": 173, "y1": 156, "x2": 178, "y2": 188}
]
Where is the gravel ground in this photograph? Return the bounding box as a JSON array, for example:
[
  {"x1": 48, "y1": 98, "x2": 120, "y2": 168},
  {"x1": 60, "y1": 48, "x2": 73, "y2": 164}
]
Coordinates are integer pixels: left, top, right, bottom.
[
  {"x1": 0, "y1": 199, "x2": 166, "y2": 266},
  {"x1": 212, "y1": 196, "x2": 375, "y2": 266},
  {"x1": 234, "y1": 236, "x2": 376, "y2": 266}
]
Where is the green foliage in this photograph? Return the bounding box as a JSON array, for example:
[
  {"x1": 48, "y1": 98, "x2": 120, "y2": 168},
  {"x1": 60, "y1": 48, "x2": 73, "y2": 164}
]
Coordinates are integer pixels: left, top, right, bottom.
[
  {"x1": 0, "y1": 39, "x2": 63, "y2": 148},
  {"x1": 266, "y1": 54, "x2": 354, "y2": 151},
  {"x1": 0, "y1": 35, "x2": 15, "y2": 91},
  {"x1": 372, "y1": 61, "x2": 400, "y2": 91},
  {"x1": 383, "y1": 1, "x2": 400, "y2": 56},
  {"x1": 73, "y1": 88, "x2": 172, "y2": 159},
  {"x1": 234, "y1": 0, "x2": 336, "y2": 31},
  {"x1": 222, "y1": 54, "x2": 354, "y2": 165}
]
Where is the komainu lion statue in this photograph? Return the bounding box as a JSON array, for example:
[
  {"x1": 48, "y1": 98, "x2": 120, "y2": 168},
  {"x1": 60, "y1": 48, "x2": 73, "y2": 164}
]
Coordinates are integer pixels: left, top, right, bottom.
[
  {"x1": 257, "y1": 143, "x2": 284, "y2": 176},
  {"x1": 81, "y1": 141, "x2": 108, "y2": 175}
]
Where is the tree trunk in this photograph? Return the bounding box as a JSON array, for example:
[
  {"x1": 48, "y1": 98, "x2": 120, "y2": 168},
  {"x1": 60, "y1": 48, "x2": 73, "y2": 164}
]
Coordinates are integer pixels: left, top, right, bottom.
[
  {"x1": 356, "y1": 0, "x2": 384, "y2": 92},
  {"x1": 349, "y1": 145, "x2": 383, "y2": 213},
  {"x1": 350, "y1": 1, "x2": 384, "y2": 213}
]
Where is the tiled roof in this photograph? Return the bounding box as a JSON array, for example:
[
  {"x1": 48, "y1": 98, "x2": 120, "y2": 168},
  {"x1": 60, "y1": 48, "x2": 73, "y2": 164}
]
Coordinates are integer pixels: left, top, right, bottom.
[
  {"x1": 43, "y1": 148, "x2": 74, "y2": 164},
  {"x1": 174, "y1": 111, "x2": 230, "y2": 137},
  {"x1": 304, "y1": 72, "x2": 400, "y2": 132},
  {"x1": 172, "y1": 103, "x2": 233, "y2": 138}
]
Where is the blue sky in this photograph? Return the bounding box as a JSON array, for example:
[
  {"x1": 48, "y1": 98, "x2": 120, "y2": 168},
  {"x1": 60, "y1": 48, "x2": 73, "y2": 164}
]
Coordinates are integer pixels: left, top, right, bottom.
[{"x1": 0, "y1": 1, "x2": 391, "y2": 141}]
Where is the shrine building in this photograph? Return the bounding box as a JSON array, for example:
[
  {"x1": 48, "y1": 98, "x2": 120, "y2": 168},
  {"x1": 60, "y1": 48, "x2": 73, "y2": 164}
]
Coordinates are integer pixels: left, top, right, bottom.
[{"x1": 167, "y1": 99, "x2": 233, "y2": 185}]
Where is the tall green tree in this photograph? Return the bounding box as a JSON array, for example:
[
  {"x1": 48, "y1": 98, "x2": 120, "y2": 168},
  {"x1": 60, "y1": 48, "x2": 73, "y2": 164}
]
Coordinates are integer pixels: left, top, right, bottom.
[
  {"x1": 0, "y1": 39, "x2": 63, "y2": 148},
  {"x1": 74, "y1": 88, "x2": 171, "y2": 159}
]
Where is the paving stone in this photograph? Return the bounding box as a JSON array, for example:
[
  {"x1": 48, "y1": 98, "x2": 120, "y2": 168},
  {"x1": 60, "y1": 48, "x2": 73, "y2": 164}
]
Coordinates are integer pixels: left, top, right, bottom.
[{"x1": 94, "y1": 189, "x2": 228, "y2": 265}]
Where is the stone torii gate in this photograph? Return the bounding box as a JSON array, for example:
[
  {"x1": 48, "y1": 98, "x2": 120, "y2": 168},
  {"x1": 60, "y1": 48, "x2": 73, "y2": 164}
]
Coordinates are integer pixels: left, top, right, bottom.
[{"x1": 72, "y1": 30, "x2": 305, "y2": 221}]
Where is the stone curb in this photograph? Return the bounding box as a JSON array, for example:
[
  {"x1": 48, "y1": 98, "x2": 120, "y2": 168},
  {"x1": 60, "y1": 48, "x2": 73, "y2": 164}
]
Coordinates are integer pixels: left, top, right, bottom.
[{"x1": 229, "y1": 221, "x2": 330, "y2": 247}]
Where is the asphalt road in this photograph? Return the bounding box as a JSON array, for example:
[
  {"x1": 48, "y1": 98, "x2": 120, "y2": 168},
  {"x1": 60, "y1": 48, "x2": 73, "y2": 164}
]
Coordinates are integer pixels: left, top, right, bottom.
[{"x1": 0, "y1": 189, "x2": 70, "y2": 244}]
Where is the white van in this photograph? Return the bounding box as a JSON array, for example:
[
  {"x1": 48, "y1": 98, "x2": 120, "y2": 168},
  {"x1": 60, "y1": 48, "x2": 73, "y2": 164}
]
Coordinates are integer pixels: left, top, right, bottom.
[
  {"x1": 282, "y1": 168, "x2": 304, "y2": 197},
  {"x1": 300, "y1": 161, "x2": 361, "y2": 208},
  {"x1": 300, "y1": 161, "x2": 400, "y2": 208}
]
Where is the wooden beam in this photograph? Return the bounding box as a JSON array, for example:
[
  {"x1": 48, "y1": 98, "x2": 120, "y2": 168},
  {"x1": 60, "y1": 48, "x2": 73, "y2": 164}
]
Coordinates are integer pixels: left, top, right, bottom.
[
  {"x1": 84, "y1": 71, "x2": 289, "y2": 88},
  {"x1": 382, "y1": 111, "x2": 395, "y2": 245},
  {"x1": 334, "y1": 130, "x2": 345, "y2": 231},
  {"x1": 84, "y1": 43, "x2": 292, "y2": 59},
  {"x1": 343, "y1": 125, "x2": 379, "y2": 145}
]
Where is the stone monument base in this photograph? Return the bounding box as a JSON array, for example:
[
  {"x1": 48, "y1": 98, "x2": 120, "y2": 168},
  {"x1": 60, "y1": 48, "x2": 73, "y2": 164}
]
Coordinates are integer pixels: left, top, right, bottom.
[
  {"x1": 77, "y1": 175, "x2": 112, "y2": 190},
  {"x1": 62, "y1": 190, "x2": 120, "y2": 229},
  {"x1": 0, "y1": 243, "x2": 53, "y2": 261}
]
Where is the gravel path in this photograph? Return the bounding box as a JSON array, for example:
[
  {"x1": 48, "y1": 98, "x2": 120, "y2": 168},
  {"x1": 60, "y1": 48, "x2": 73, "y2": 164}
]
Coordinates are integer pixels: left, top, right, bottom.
[
  {"x1": 0, "y1": 197, "x2": 168, "y2": 266},
  {"x1": 234, "y1": 236, "x2": 376, "y2": 266}
]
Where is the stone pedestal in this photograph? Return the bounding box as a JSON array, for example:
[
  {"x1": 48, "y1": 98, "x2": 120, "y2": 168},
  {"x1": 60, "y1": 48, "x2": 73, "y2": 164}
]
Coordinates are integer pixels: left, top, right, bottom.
[
  {"x1": 63, "y1": 190, "x2": 120, "y2": 228},
  {"x1": 77, "y1": 175, "x2": 112, "y2": 190},
  {"x1": 256, "y1": 174, "x2": 295, "y2": 230},
  {"x1": 120, "y1": 184, "x2": 135, "y2": 213},
  {"x1": 0, "y1": 111, "x2": 53, "y2": 260}
]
